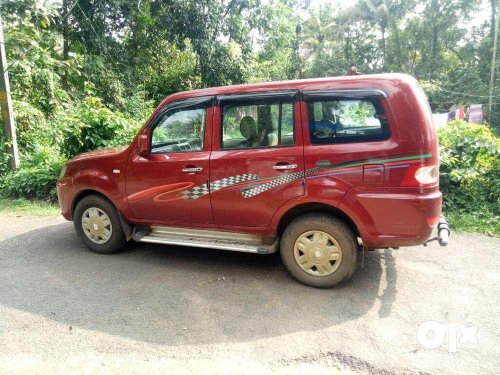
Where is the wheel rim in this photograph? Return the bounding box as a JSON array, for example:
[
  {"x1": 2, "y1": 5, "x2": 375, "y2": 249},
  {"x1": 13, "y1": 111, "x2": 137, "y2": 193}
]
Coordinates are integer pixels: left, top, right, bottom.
[
  {"x1": 293, "y1": 230, "x2": 342, "y2": 276},
  {"x1": 82, "y1": 207, "x2": 112, "y2": 244}
]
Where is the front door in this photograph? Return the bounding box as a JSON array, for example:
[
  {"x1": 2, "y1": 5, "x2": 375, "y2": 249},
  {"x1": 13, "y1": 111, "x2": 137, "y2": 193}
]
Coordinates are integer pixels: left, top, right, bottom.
[
  {"x1": 126, "y1": 99, "x2": 214, "y2": 224},
  {"x1": 209, "y1": 92, "x2": 305, "y2": 227}
]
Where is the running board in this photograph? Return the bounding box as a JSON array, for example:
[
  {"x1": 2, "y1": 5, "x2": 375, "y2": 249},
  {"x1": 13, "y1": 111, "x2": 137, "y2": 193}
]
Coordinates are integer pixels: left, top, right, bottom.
[{"x1": 134, "y1": 226, "x2": 278, "y2": 254}]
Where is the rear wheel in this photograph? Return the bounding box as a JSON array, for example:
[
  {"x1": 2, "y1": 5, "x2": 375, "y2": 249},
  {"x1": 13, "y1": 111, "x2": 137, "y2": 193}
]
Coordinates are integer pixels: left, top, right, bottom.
[
  {"x1": 280, "y1": 214, "x2": 358, "y2": 288},
  {"x1": 73, "y1": 195, "x2": 127, "y2": 254}
]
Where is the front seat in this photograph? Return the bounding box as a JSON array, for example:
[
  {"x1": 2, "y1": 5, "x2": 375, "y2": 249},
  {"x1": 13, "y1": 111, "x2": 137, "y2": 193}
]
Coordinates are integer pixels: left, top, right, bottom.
[
  {"x1": 239, "y1": 116, "x2": 258, "y2": 148},
  {"x1": 257, "y1": 106, "x2": 278, "y2": 147}
]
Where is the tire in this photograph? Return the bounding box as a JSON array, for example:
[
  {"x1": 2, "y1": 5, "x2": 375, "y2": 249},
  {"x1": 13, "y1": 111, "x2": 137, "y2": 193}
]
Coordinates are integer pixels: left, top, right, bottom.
[
  {"x1": 73, "y1": 195, "x2": 127, "y2": 254},
  {"x1": 280, "y1": 214, "x2": 358, "y2": 288}
]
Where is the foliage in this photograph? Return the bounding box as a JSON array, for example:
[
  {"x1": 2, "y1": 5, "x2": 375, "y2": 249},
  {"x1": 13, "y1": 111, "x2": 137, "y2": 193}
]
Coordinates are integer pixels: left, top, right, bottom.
[
  {"x1": 2, "y1": 0, "x2": 72, "y2": 114},
  {"x1": 0, "y1": 153, "x2": 65, "y2": 200},
  {"x1": 12, "y1": 100, "x2": 50, "y2": 154},
  {"x1": 447, "y1": 210, "x2": 500, "y2": 237},
  {"x1": 59, "y1": 97, "x2": 139, "y2": 157},
  {"x1": 0, "y1": 135, "x2": 11, "y2": 176},
  {"x1": 438, "y1": 121, "x2": 500, "y2": 235},
  {"x1": 1, "y1": 0, "x2": 498, "y2": 125}
]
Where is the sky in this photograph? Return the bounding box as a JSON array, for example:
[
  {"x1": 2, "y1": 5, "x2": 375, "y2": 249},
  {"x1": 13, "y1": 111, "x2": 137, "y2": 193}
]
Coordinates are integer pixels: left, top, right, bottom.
[{"x1": 306, "y1": 0, "x2": 491, "y2": 29}]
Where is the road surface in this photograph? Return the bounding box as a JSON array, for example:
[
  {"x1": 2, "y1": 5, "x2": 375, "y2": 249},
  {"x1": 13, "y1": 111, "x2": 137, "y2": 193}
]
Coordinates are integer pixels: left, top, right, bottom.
[{"x1": 0, "y1": 216, "x2": 499, "y2": 374}]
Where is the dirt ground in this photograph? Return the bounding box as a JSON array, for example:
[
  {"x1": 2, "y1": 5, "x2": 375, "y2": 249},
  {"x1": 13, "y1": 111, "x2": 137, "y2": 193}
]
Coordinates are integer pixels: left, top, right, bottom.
[{"x1": 0, "y1": 216, "x2": 499, "y2": 374}]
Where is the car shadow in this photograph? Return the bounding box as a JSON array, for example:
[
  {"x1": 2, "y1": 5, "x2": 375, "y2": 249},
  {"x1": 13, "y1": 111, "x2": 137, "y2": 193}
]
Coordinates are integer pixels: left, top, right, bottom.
[{"x1": 0, "y1": 222, "x2": 396, "y2": 346}]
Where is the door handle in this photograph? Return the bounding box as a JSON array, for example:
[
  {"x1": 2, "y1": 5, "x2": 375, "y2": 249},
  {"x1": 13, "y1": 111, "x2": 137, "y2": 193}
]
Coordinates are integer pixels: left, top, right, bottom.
[
  {"x1": 182, "y1": 167, "x2": 203, "y2": 173},
  {"x1": 273, "y1": 164, "x2": 298, "y2": 170}
]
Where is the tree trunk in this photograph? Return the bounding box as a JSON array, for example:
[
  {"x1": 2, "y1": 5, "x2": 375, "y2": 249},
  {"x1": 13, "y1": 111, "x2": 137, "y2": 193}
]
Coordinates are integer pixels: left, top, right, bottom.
[
  {"x1": 62, "y1": 0, "x2": 69, "y2": 90},
  {"x1": 390, "y1": 21, "x2": 401, "y2": 71},
  {"x1": 430, "y1": 0, "x2": 439, "y2": 81},
  {"x1": 381, "y1": 24, "x2": 387, "y2": 71},
  {"x1": 344, "y1": 38, "x2": 351, "y2": 64},
  {"x1": 492, "y1": 0, "x2": 497, "y2": 41},
  {"x1": 489, "y1": 0, "x2": 499, "y2": 122}
]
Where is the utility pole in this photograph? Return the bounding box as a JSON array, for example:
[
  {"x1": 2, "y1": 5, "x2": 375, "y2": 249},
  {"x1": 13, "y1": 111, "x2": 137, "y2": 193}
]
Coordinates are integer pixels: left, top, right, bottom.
[
  {"x1": 0, "y1": 14, "x2": 19, "y2": 171},
  {"x1": 62, "y1": 0, "x2": 69, "y2": 89}
]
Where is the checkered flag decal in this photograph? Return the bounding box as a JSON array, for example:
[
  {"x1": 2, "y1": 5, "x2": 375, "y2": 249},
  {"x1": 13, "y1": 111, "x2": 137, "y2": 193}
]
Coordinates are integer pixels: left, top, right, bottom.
[
  {"x1": 180, "y1": 185, "x2": 210, "y2": 201},
  {"x1": 305, "y1": 166, "x2": 322, "y2": 176},
  {"x1": 180, "y1": 173, "x2": 259, "y2": 201},
  {"x1": 180, "y1": 165, "x2": 333, "y2": 201},
  {"x1": 240, "y1": 171, "x2": 305, "y2": 198},
  {"x1": 210, "y1": 174, "x2": 259, "y2": 192}
]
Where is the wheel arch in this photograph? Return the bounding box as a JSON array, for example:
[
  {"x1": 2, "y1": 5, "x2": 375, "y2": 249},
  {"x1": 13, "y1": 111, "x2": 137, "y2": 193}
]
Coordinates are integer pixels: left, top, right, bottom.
[
  {"x1": 72, "y1": 189, "x2": 116, "y2": 218},
  {"x1": 277, "y1": 202, "x2": 360, "y2": 239},
  {"x1": 72, "y1": 189, "x2": 132, "y2": 240}
]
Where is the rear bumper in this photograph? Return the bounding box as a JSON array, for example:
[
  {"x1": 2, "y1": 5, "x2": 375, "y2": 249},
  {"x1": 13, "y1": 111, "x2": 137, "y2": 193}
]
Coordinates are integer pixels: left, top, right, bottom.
[{"x1": 339, "y1": 188, "x2": 442, "y2": 248}]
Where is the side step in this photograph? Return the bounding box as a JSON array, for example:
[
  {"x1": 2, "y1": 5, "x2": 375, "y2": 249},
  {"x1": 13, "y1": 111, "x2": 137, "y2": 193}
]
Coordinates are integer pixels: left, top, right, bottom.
[{"x1": 134, "y1": 226, "x2": 278, "y2": 254}]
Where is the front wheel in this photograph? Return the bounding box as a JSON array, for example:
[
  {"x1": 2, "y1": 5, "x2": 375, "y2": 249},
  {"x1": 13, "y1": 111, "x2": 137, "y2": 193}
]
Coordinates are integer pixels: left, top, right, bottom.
[
  {"x1": 73, "y1": 195, "x2": 127, "y2": 254},
  {"x1": 280, "y1": 214, "x2": 358, "y2": 288}
]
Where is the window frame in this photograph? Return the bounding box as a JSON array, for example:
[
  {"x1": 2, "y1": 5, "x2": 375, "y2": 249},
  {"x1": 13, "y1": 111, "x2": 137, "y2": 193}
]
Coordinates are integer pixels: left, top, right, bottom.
[
  {"x1": 303, "y1": 90, "x2": 391, "y2": 145},
  {"x1": 148, "y1": 96, "x2": 213, "y2": 154},
  {"x1": 218, "y1": 91, "x2": 298, "y2": 151}
]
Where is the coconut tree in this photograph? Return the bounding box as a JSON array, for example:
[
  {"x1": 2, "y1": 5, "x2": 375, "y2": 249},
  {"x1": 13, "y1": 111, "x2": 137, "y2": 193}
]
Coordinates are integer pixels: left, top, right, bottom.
[
  {"x1": 352, "y1": 0, "x2": 390, "y2": 70},
  {"x1": 300, "y1": 4, "x2": 336, "y2": 64}
]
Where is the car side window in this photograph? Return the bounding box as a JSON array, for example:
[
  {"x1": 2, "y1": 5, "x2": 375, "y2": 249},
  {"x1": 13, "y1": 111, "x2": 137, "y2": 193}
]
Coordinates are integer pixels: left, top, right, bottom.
[
  {"x1": 307, "y1": 98, "x2": 390, "y2": 144},
  {"x1": 151, "y1": 107, "x2": 206, "y2": 153},
  {"x1": 221, "y1": 101, "x2": 294, "y2": 150}
]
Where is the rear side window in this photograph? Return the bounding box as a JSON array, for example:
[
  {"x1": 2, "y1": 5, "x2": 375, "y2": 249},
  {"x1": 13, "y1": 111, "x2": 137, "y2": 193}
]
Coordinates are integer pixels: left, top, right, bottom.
[
  {"x1": 306, "y1": 98, "x2": 390, "y2": 144},
  {"x1": 221, "y1": 101, "x2": 294, "y2": 150}
]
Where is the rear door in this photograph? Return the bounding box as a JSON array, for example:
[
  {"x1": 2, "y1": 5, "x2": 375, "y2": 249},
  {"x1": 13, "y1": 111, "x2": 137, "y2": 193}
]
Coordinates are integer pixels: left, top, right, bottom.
[
  {"x1": 302, "y1": 90, "x2": 394, "y2": 189},
  {"x1": 209, "y1": 91, "x2": 305, "y2": 227}
]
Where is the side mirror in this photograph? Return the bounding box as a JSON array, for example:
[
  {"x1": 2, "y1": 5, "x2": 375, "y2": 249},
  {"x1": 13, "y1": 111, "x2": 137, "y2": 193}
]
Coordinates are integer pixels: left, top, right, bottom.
[{"x1": 137, "y1": 134, "x2": 149, "y2": 156}]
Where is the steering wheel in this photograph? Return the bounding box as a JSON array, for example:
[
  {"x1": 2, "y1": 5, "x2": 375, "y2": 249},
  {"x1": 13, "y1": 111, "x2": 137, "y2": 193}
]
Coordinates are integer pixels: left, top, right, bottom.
[{"x1": 177, "y1": 142, "x2": 192, "y2": 151}]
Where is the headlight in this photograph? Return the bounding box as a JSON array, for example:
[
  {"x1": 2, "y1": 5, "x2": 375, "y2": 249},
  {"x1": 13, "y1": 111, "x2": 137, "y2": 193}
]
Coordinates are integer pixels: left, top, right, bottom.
[{"x1": 59, "y1": 165, "x2": 67, "y2": 179}]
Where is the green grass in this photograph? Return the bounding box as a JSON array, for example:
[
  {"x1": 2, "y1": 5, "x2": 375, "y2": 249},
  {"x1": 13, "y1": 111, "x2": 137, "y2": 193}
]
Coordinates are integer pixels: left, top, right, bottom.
[
  {"x1": 0, "y1": 198, "x2": 60, "y2": 217},
  {"x1": 447, "y1": 210, "x2": 500, "y2": 237}
]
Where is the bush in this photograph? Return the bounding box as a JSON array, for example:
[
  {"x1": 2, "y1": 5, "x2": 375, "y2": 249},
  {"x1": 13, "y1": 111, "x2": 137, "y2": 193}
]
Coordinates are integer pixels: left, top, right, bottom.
[
  {"x1": 59, "y1": 97, "x2": 139, "y2": 158},
  {"x1": 120, "y1": 89, "x2": 155, "y2": 124},
  {"x1": 438, "y1": 121, "x2": 500, "y2": 234},
  {"x1": 107, "y1": 117, "x2": 142, "y2": 148},
  {"x1": 12, "y1": 100, "x2": 49, "y2": 153},
  {"x1": 0, "y1": 96, "x2": 142, "y2": 201},
  {"x1": 0, "y1": 153, "x2": 65, "y2": 201},
  {"x1": 0, "y1": 134, "x2": 12, "y2": 176}
]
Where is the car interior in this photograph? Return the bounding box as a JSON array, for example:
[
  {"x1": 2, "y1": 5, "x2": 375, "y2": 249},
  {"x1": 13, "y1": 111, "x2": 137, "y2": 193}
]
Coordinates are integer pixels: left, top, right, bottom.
[
  {"x1": 308, "y1": 100, "x2": 386, "y2": 142},
  {"x1": 222, "y1": 104, "x2": 294, "y2": 149}
]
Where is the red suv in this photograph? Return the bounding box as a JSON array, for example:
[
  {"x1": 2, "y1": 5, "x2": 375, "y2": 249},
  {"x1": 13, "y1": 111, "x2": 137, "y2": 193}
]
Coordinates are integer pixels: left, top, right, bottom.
[{"x1": 57, "y1": 73, "x2": 448, "y2": 287}]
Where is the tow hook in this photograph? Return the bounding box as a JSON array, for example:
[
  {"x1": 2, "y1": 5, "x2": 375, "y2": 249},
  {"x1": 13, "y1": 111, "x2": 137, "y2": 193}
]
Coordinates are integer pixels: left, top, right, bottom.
[{"x1": 437, "y1": 215, "x2": 450, "y2": 246}]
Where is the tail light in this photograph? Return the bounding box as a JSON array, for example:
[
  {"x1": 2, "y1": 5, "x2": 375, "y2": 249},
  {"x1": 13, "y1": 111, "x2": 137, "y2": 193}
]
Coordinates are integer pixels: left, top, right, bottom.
[{"x1": 401, "y1": 164, "x2": 439, "y2": 187}]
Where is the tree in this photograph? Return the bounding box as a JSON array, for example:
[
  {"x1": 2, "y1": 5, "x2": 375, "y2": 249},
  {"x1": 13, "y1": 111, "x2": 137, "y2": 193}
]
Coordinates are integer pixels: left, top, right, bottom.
[{"x1": 353, "y1": 0, "x2": 390, "y2": 70}]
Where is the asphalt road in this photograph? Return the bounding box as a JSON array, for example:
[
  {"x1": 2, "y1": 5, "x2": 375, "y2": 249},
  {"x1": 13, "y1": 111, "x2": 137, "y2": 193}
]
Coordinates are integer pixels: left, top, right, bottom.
[{"x1": 0, "y1": 216, "x2": 499, "y2": 374}]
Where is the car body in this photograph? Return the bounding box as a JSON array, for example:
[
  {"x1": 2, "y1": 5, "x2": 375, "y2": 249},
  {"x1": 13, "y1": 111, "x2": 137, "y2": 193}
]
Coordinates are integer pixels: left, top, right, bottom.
[{"x1": 57, "y1": 73, "x2": 445, "y2": 287}]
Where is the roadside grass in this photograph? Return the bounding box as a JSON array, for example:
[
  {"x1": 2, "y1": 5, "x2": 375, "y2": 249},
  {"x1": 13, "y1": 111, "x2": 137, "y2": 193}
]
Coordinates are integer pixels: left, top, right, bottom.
[
  {"x1": 0, "y1": 198, "x2": 60, "y2": 217},
  {"x1": 446, "y1": 210, "x2": 499, "y2": 237}
]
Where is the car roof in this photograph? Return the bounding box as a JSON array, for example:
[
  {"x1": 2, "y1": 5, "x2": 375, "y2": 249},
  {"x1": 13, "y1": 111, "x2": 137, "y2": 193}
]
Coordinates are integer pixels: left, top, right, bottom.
[{"x1": 160, "y1": 73, "x2": 416, "y2": 107}]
